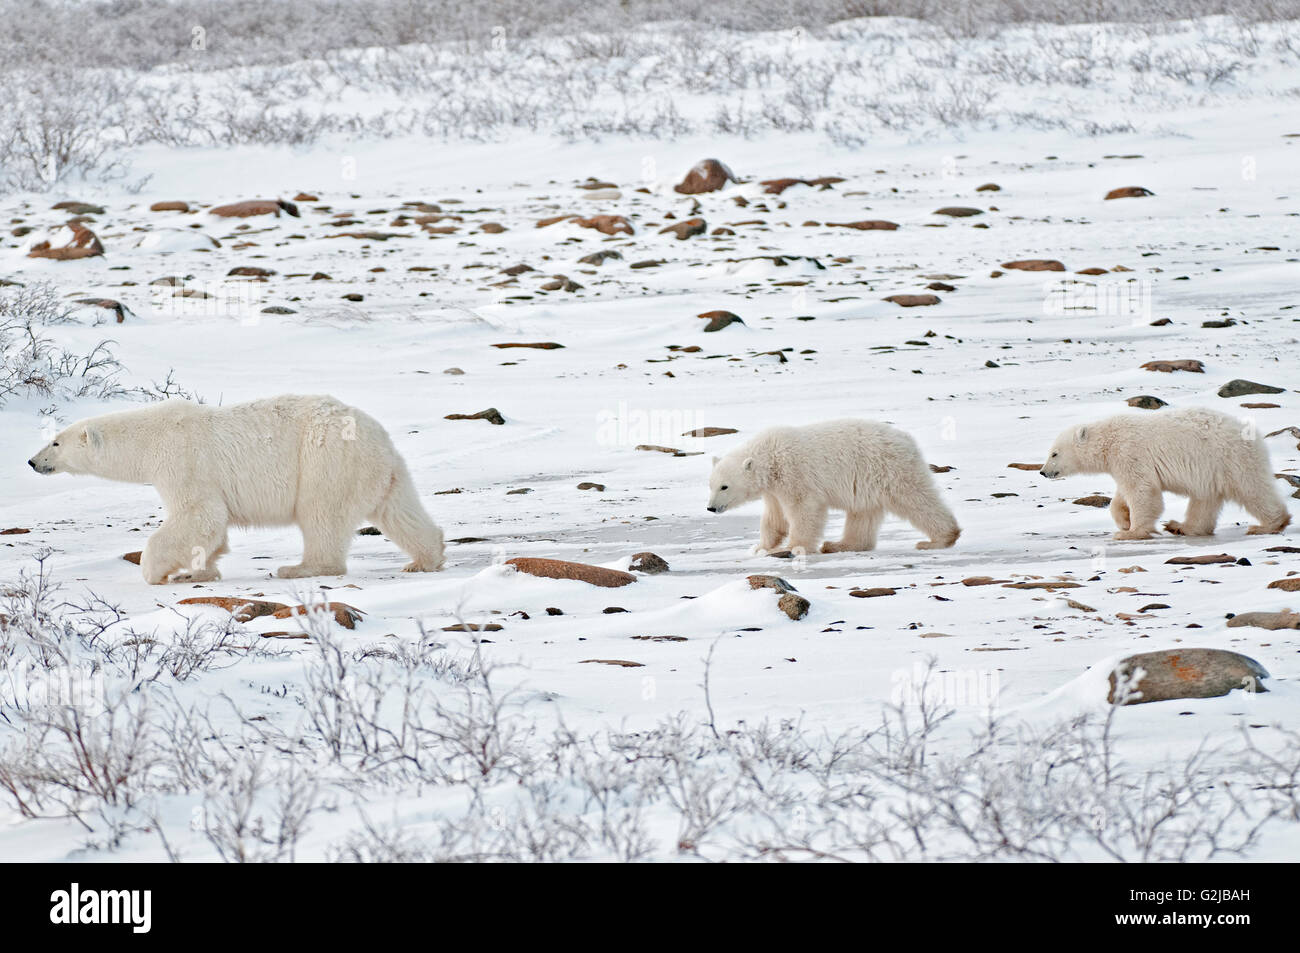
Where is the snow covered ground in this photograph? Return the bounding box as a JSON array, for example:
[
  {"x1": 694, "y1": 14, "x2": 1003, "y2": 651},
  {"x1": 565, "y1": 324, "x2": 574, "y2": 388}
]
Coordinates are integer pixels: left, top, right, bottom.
[{"x1": 1, "y1": 13, "x2": 1298, "y2": 862}]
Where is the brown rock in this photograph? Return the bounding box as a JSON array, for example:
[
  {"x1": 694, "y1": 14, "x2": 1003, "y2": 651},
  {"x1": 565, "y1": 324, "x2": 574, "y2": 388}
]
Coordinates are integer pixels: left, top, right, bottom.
[
  {"x1": 1105, "y1": 186, "x2": 1154, "y2": 200},
  {"x1": 150, "y1": 201, "x2": 190, "y2": 212},
  {"x1": 1141, "y1": 359, "x2": 1204, "y2": 373},
  {"x1": 123, "y1": 551, "x2": 142, "y2": 564},
  {"x1": 577, "y1": 482, "x2": 605, "y2": 491},
  {"x1": 442, "y1": 622, "x2": 503, "y2": 632},
  {"x1": 272, "y1": 601, "x2": 364, "y2": 629},
  {"x1": 209, "y1": 198, "x2": 300, "y2": 218},
  {"x1": 660, "y1": 218, "x2": 706, "y2": 239},
  {"x1": 675, "y1": 159, "x2": 736, "y2": 194},
  {"x1": 629, "y1": 552, "x2": 670, "y2": 574},
  {"x1": 827, "y1": 220, "x2": 899, "y2": 230},
  {"x1": 759, "y1": 176, "x2": 845, "y2": 194},
  {"x1": 849, "y1": 587, "x2": 895, "y2": 598},
  {"x1": 74, "y1": 298, "x2": 130, "y2": 323},
  {"x1": 1127, "y1": 395, "x2": 1168, "y2": 409},
  {"x1": 178, "y1": 596, "x2": 290, "y2": 623},
  {"x1": 292, "y1": 192, "x2": 319, "y2": 202},
  {"x1": 1073, "y1": 495, "x2": 1112, "y2": 507},
  {"x1": 1107, "y1": 648, "x2": 1267, "y2": 705},
  {"x1": 27, "y1": 223, "x2": 104, "y2": 260},
  {"x1": 1266, "y1": 578, "x2": 1300, "y2": 591},
  {"x1": 1003, "y1": 581, "x2": 1083, "y2": 590},
  {"x1": 480, "y1": 223, "x2": 507, "y2": 233},
  {"x1": 580, "y1": 659, "x2": 645, "y2": 667},
  {"x1": 682, "y1": 427, "x2": 738, "y2": 437},
  {"x1": 1076, "y1": 267, "x2": 1108, "y2": 275},
  {"x1": 445, "y1": 408, "x2": 505, "y2": 425},
  {"x1": 491, "y1": 342, "x2": 564, "y2": 350},
  {"x1": 747, "y1": 574, "x2": 796, "y2": 593},
  {"x1": 778, "y1": 592, "x2": 810, "y2": 620},
  {"x1": 883, "y1": 294, "x2": 940, "y2": 307},
  {"x1": 506, "y1": 557, "x2": 636, "y2": 588},
  {"x1": 1001, "y1": 259, "x2": 1065, "y2": 272},
  {"x1": 1007, "y1": 463, "x2": 1042, "y2": 471},
  {"x1": 933, "y1": 206, "x2": 983, "y2": 217},
  {"x1": 573, "y1": 215, "x2": 633, "y2": 236},
  {"x1": 1165, "y1": 553, "x2": 1236, "y2": 565},
  {"x1": 698, "y1": 309, "x2": 743, "y2": 332},
  {"x1": 975, "y1": 183, "x2": 1001, "y2": 192},
  {"x1": 227, "y1": 266, "x2": 275, "y2": 278},
  {"x1": 962, "y1": 576, "x2": 1011, "y2": 586}
]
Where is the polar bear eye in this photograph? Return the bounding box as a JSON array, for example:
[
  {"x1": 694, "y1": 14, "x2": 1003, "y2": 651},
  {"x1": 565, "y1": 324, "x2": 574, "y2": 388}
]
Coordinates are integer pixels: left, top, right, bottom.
[
  {"x1": 52, "y1": 442, "x2": 59, "y2": 447},
  {"x1": 720, "y1": 484, "x2": 728, "y2": 490}
]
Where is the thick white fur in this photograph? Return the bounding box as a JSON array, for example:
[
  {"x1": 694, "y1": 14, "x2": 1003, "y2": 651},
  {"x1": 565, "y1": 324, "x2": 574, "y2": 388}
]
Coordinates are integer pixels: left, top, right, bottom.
[
  {"x1": 27, "y1": 395, "x2": 446, "y2": 583},
  {"x1": 706, "y1": 419, "x2": 961, "y2": 554},
  {"x1": 1041, "y1": 407, "x2": 1291, "y2": 539}
]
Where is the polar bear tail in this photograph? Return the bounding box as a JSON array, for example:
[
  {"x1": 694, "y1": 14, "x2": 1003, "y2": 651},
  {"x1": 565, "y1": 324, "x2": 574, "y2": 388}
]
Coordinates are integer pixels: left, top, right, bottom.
[{"x1": 372, "y1": 461, "x2": 446, "y2": 572}]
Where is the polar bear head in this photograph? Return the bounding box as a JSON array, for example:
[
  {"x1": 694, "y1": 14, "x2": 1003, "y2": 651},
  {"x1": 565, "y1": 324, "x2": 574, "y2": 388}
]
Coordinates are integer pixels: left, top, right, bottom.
[
  {"x1": 1039, "y1": 424, "x2": 1091, "y2": 480},
  {"x1": 707, "y1": 452, "x2": 761, "y2": 513},
  {"x1": 27, "y1": 423, "x2": 103, "y2": 475}
]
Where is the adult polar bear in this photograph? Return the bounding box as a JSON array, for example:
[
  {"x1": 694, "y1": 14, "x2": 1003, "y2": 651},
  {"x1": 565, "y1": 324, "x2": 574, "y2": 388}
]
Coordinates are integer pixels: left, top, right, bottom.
[
  {"x1": 706, "y1": 419, "x2": 961, "y2": 554},
  {"x1": 1040, "y1": 407, "x2": 1291, "y2": 539},
  {"x1": 27, "y1": 395, "x2": 446, "y2": 583}
]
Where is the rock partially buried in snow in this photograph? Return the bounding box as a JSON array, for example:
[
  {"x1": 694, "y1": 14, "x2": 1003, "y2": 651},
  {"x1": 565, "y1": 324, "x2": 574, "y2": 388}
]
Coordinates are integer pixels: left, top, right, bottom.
[
  {"x1": 660, "y1": 218, "x2": 706, "y2": 239},
  {"x1": 26, "y1": 224, "x2": 104, "y2": 260},
  {"x1": 674, "y1": 158, "x2": 736, "y2": 194},
  {"x1": 1141, "y1": 359, "x2": 1204, "y2": 373},
  {"x1": 272, "y1": 602, "x2": 364, "y2": 629},
  {"x1": 1107, "y1": 648, "x2": 1268, "y2": 705},
  {"x1": 883, "y1": 294, "x2": 940, "y2": 307},
  {"x1": 629, "y1": 552, "x2": 670, "y2": 574},
  {"x1": 1001, "y1": 259, "x2": 1065, "y2": 272},
  {"x1": 698, "y1": 309, "x2": 743, "y2": 332},
  {"x1": 1127, "y1": 395, "x2": 1168, "y2": 409},
  {"x1": 209, "y1": 198, "x2": 300, "y2": 218},
  {"x1": 1105, "y1": 186, "x2": 1154, "y2": 200},
  {"x1": 778, "y1": 592, "x2": 810, "y2": 620},
  {"x1": 827, "y1": 220, "x2": 898, "y2": 231},
  {"x1": 506, "y1": 557, "x2": 636, "y2": 588},
  {"x1": 1217, "y1": 379, "x2": 1284, "y2": 398},
  {"x1": 933, "y1": 206, "x2": 983, "y2": 217},
  {"x1": 445, "y1": 407, "x2": 505, "y2": 425},
  {"x1": 178, "y1": 596, "x2": 289, "y2": 622}
]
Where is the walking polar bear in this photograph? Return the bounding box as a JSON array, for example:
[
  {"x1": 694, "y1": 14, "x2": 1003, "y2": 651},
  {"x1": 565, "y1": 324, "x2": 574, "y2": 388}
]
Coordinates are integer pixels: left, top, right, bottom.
[
  {"x1": 27, "y1": 395, "x2": 446, "y2": 584},
  {"x1": 1040, "y1": 406, "x2": 1291, "y2": 539},
  {"x1": 706, "y1": 419, "x2": 961, "y2": 555}
]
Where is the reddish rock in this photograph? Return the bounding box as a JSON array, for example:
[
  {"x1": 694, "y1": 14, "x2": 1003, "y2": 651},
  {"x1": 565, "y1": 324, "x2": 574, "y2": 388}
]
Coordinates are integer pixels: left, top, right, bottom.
[
  {"x1": 698, "y1": 310, "x2": 743, "y2": 332},
  {"x1": 883, "y1": 294, "x2": 940, "y2": 307},
  {"x1": 74, "y1": 298, "x2": 130, "y2": 322},
  {"x1": 27, "y1": 223, "x2": 104, "y2": 260},
  {"x1": 674, "y1": 159, "x2": 736, "y2": 194},
  {"x1": 178, "y1": 596, "x2": 290, "y2": 623},
  {"x1": 209, "y1": 198, "x2": 300, "y2": 218},
  {"x1": 759, "y1": 176, "x2": 845, "y2": 194},
  {"x1": 1227, "y1": 610, "x2": 1300, "y2": 630},
  {"x1": 150, "y1": 201, "x2": 190, "y2": 212},
  {"x1": 827, "y1": 220, "x2": 899, "y2": 230},
  {"x1": 1107, "y1": 648, "x2": 1267, "y2": 704},
  {"x1": 660, "y1": 218, "x2": 706, "y2": 239},
  {"x1": 1141, "y1": 359, "x2": 1204, "y2": 373},
  {"x1": 1105, "y1": 186, "x2": 1154, "y2": 200},
  {"x1": 272, "y1": 601, "x2": 364, "y2": 629},
  {"x1": 629, "y1": 552, "x2": 670, "y2": 574},
  {"x1": 1001, "y1": 259, "x2": 1065, "y2": 272},
  {"x1": 933, "y1": 206, "x2": 983, "y2": 217},
  {"x1": 574, "y1": 215, "x2": 634, "y2": 236},
  {"x1": 506, "y1": 557, "x2": 636, "y2": 588}
]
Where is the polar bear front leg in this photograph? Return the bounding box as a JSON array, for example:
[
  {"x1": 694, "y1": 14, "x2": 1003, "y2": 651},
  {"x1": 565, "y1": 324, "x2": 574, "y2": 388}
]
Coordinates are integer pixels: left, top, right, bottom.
[
  {"x1": 784, "y1": 501, "x2": 828, "y2": 557},
  {"x1": 755, "y1": 494, "x2": 789, "y2": 554},
  {"x1": 1112, "y1": 483, "x2": 1162, "y2": 540},
  {"x1": 1108, "y1": 492, "x2": 1130, "y2": 531},
  {"x1": 141, "y1": 514, "x2": 228, "y2": 584}
]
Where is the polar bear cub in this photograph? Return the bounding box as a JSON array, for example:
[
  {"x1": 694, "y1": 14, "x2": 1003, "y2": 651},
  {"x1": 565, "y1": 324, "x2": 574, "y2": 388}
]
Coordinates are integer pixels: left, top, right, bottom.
[
  {"x1": 706, "y1": 419, "x2": 961, "y2": 554},
  {"x1": 27, "y1": 395, "x2": 446, "y2": 583},
  {"x1": 1040, "y1": 406, "x2": 1291, "y2": 539}
]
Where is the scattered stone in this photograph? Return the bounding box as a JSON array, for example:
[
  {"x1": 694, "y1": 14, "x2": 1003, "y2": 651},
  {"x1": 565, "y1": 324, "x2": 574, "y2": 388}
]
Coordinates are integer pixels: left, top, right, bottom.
[
  {"x1": 73, "y1": 298, "x2": 131, "y2": 323},
  {"x1": 748, "y1": 574, "x2": 796, "y2": 593},
  {"x1": 629, "y1": 552, "x2": 670, "y2": 574},
  {"x1": 1107, "y1": 648, "x2": 1267, "y2": 705},
  {"x1": 826, "y1": 220, "x2": 898, "y2": 230},
  {"x1": 682, "y1": 427, "x2": 738, "y2": 437},
  {"x1": 442, "y1": 622, "x2": 503, "y2": 632},
  {"x1": 480, "y1": 223, "x2": 507, "y2": 233},
  {"x1": 1267, "y1": 578, "x2": 1300, "y2": 591},
  {"x1": 635, "y1": 444, "x2": 701, "y2": 456},
  {"x1": 123, "y1": 551, "x2": 142, "y2": 564},
  {"x1": 210, "y1": 198, "x2": 300, "y2": 218},
  {"x1": 492, "y1": 342, "x2": 564, "y2": 350},
  {"x1": 850, "y1": 587, "x2": 896, "y2": 598},
  {"x1": 933, "y1": 206, "x2": 983, "y2": 217},
  {"x1": 0, "y1": 528, "x2": 31, "y2": 535},
  {"x1": 579, "y1": 250, "x2": 622, "y2": 266},
  {"x1": 1076, "y1": 267, "x2": 1109, "y2": 275},
  {"x1": 227, "y1": 266, "x2": 275, "y2": 278},
  {"x1": 675, "y1": 158, "x2": 736, "y2": 194},
  {"x1": 272, "y1": 602, "x2": 364, "y2": 629},
  {"x1": 975, "y1": 183, "x2": 1001, "y2": 192},
  {"x1": 660, "y1": 218, "x2": 706, "y2": 239},
  {"x1": 27, "y1": 223, "x2": 104, "y2": 260},
  {"x1": 1003, "y1": 581, "x2": 1083, "y2": 590},
  {"x1": 445, "y1": 408, "x2": 505, "y2": 425},
  {"x1": 1105, "y1": 186, "x2": 1154, "y2": 200},
  {"x1": 962, "y1": 576, "x2": 1011, "y2": 586},
  {"x1": 577, "y1": 482, "x2": 605, "y2": 491},
  {"x1": 1007, "y1": 463, "x2": 1042, "y2": 471},
  {"x1": 1127, "y1": 395, "x2": 1168, "y2": 409},
  {"x1": 698, "y1": 310, "x2": 743, "y2": 332},
  {"x1": 1141, "y1": 359, "x2": 1204, "y2": 373},
  {"x1": 1166, "y1": 553, "x2": 1235, "y2": 565},
  {"x1": 759, "y1": 176, "x2": 845, "y2": 194},
  {"x1": 506, "y1": 557, "x2": 636, "y2": 588},
  {"x1": 883, "y1": 294, "x2": 940, "y2": 307},
  {"x1": 778, "y1": 592, "x2": 811, "y2": 620},
  {"x1": 178, "y1": 596, "x2": 289, "y2": 622},
  {"x1": 150, "y1": 201, "x2": 190, "y2": 212},
  {"x1": 1073, "y1": 495, "x2": 1112, "y2": 507},
  {"x1": 574, "y1": 215, "x2": 633, "y2": 236},
  {"x1": 580, "y1": 659, "x2": 645, "y2": 667},
  {"x1": 1217, "y1": 379, "x2": 1284, "y2": 398},
  {"x1": 1001, "y1": 259, "x2": 1065, "y2": 272},
  {"x1": 52, "y1": 201, "x2": 104, "y2": 215}
]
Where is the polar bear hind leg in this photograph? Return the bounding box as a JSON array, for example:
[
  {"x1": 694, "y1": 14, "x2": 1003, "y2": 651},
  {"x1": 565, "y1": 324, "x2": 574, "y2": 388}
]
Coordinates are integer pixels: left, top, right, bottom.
[
  {"x1": 371, "y1": 465, "x2": 445, "y2": 572},
  {"x1": 821, "y1": 507, "x2": 884, "y2": 553},
  {"x1": 1165, "y1": 495, "x2": 1222, "y2": 537}
]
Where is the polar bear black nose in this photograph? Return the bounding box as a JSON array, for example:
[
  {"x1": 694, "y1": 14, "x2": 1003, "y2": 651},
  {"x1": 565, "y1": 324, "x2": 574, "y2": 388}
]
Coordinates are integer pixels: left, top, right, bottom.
[
  {"x1": 707, "y1": 506, "x2": 717, "y2": 513},
  {"x1": 27, "y1": 459, "x2": 36, "y2": 470}
]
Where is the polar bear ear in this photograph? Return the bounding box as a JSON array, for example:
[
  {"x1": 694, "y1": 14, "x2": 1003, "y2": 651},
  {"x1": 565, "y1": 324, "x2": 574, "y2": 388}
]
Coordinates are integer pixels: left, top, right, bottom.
[
  {"x1": 742, "y1": 457, "x2": 754, "y2": 471},
  {"x1": 79, "y1": 426, "x2": 103, "y2": 449},
  {"x1": 1075, "y1": 426, "x2": 1088, "y2": 444},
  {"x1": 711, "y1": 456, "x2": 720, "y2": 466}
]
